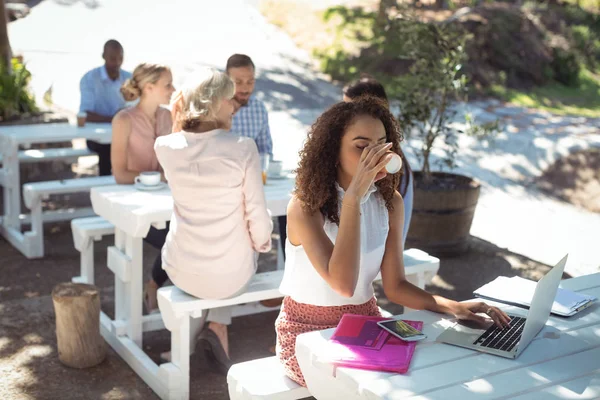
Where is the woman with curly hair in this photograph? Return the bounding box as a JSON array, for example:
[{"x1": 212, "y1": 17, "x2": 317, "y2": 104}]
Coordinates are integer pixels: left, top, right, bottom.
[
  {"x1": 343, "y1": 74, "x2": 414, "y2": 242},
  {"x1": 275, "y1": 97, "x2": 510, "y2": 387}
]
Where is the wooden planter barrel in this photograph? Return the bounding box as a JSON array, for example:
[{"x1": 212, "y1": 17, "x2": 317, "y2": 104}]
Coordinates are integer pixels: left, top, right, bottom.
[{"x1": 406, "y1": 172, "x2": 480, "y2": 256}]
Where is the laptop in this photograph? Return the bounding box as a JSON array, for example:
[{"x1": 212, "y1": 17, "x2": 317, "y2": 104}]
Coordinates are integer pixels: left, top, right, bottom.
[{"x1": 437, "y1": 254, "x2": 568, "y2": 359}]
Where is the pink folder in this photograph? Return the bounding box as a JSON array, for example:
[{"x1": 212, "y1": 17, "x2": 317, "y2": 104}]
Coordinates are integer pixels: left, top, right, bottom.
[{"x1": 323, "y1": 314, "x2": 423, "y2": 374}]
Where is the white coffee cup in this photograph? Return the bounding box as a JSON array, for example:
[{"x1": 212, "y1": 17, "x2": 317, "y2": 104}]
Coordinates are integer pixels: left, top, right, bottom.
[
  {"x1": 135, "y1": 171, "x2": 161, "y2": 186},
  {"x1": 385, "y1": 153, "x2": 403, "y2": 174},
  {"x1": 268, "y1": 160, "x2": 283, "y2": 177}
]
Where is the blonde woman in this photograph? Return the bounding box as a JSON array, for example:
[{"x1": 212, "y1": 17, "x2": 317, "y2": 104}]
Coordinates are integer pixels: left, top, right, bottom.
[
  {"x1": 111, "y1": 63, "x2": 175, "y2": 312},
  {"x1": 155, "y1": 67, "x2": 273, "y2": 374}
]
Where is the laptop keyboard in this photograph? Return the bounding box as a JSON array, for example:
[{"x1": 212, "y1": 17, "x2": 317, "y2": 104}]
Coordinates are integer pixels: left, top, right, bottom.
[{"x1": 473, "y1": 316, "x2": 526, "y2": 352}]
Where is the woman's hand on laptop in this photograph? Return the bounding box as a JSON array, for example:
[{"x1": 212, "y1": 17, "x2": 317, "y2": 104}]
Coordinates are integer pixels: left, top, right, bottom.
[{"x1": 452, "y1": 302, "x2": 511, "y2": 328}]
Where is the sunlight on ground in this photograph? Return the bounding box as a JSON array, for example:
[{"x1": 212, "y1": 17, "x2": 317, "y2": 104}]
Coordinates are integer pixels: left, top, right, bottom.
[
  {"x1": 430, "y1": 275, "x2": 456, "y2": 291},
  {"x1": 0, "y1": 337, "x2": 12, "y2": 352},
  {"x1": 0, "y1": 344, "x2": 53, "y2": 391},
  {"x1": 259, "y1": 0, "x2": 376, "y2": 59},
  {"x1": 101, "y1": 388, "x2": 128, "y2": 399}
]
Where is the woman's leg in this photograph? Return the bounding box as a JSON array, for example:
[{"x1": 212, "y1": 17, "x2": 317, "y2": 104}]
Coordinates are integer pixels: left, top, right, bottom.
[{"x1": 144, "y1": 222, "x2": 170, "y2": 311}]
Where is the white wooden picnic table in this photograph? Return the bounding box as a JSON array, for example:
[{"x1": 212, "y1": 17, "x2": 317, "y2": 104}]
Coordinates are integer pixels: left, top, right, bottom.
[
  {"x1": 0, "y1": 122, "x2": 111, "y2": 256},
  {"x1": 90, "y1": 177, "x2": 295, "y2": 398},
  {"x1": 295, "y1": 272, "x2": 600, "y2": 400}
]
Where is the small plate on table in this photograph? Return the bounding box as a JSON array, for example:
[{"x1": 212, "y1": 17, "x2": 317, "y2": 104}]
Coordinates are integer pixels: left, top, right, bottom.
[{"x1": 134, "y1": 182, "x2": 168, "y2": 191}]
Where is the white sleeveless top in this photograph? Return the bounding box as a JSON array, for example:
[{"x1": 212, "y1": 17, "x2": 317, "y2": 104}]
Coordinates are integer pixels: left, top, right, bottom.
[{"x1": 279, "y1": 184, "x2": 390, "y2": 306}]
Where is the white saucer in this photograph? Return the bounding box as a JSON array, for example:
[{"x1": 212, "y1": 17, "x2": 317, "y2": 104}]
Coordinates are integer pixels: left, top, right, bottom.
[{"x1": 134, "y1": 181, "x2": 167, "y2": 191}]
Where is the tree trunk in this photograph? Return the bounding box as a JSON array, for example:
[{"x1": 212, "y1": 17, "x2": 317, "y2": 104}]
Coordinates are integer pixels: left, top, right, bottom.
[
  {"x1": 0, "y1": 0, "x2": 12, "y2": 71},
  {"x1": 52, "y1": 283, "x2": 107, "y2": 369},
  {"x1": 377, "y1": 0, "x2": 396, "y2": 27}
]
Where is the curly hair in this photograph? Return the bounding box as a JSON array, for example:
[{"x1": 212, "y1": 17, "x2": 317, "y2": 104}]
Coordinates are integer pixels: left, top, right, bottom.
[{"x1": 295, "y1": 96, "x2": 403, "y2": 225}]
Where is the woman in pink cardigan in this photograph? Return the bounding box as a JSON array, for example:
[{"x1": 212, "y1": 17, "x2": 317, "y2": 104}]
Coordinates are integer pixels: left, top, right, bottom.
[{"x1": 154, "y1": 68, "x2": 273, "y2": 374}]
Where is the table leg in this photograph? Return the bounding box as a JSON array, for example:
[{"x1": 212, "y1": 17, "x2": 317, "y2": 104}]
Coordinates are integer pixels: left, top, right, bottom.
[
  {"x1": 1, "y1": 143, "x2": 20, "y2": 230},
  {"x1": 114, "y1": 229, "x2": 129, "y2": 323},
  {"x1": 126, "y1": 233, "x2": 143, "y2": 346},
  {"x1": 110, "y1": 228, "x2": 144, "y2": 346}
]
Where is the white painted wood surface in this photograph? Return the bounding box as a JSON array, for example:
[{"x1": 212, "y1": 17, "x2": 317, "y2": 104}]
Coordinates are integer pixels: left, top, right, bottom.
[
  {"x1": 71, "y1": 216, "x2": 115, "y2": 284},
  {"x1": 90, "y1": 179, "x2": 295, "y2": 400},
  {"x1": 0, "y1": 122, "x2": 111, "y2": 258},
  {"x1": 20, "y1": 175, "x2": 116, "y2": 258},
  {"x1": 295, "y1": 273, "x2": 600, "y2": 400},
  {"x1": 90, "y1": 178, "x2": 295, "y2": 238},
  {"x1": 227, "y1": 356, "x2": 311, "y2": 400}
]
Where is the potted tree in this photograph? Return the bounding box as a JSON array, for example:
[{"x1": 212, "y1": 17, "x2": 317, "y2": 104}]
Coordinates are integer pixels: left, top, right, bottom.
[
  {"x1": 386, "y1": 21, "x2": 498, "y2": 255},
  {"x1": 318, "y1": 4, "x2": 498, "y2": 254}
]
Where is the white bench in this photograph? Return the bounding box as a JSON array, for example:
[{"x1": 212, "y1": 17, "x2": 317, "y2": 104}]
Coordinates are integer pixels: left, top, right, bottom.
[
  {"x1": 158, "y1": 249, "x2": 440, "y2": 400},
  {"x1": 157, "y1": 270, "x2": 286, "y2": 400},
  {"x1": 0, "y1": 147, "x2": 95, "y2": 165},
  {"x1": 228, "y1": 356, "x2": 311, "y2": 400},
  {"x1": 21, "y1": 175, "x2": 116, "y2": 258},
  {"x1": 71, "y1": 216, "x2": 115, "y2": 284}
]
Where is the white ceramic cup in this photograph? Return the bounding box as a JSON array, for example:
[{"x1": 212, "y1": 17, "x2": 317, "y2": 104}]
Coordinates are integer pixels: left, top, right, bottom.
[
  {"x1": 135, "y1": 171, "x2": 161, "y2": 186},
  {"x1": 385, "y1": 153, "x2": 403, "y2": 174},
  {"x1": 268, "y1": 160, "x2": 283, "y2": 177}
]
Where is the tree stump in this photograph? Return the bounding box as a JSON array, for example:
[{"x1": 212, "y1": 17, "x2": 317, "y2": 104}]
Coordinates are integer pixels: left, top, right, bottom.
[{"x1": 52, "y1": 282, "x2": 106, "y2": 368}]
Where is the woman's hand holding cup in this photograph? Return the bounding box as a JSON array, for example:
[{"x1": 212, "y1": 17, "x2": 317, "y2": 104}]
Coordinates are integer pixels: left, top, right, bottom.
[{"x1": 346, "y1": 143, "x2": 393, "y2": 202}]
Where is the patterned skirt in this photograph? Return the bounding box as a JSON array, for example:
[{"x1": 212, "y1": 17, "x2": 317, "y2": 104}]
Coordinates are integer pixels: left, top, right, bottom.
[{"x1": 274, "y1": 296, "x2": 382, "y2": 387}]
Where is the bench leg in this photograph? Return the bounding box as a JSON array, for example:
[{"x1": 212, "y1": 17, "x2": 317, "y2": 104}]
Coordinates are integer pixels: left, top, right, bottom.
[
  {"x1": 1, "y1": 145, "x2": 20, "y2": 230},
  {"x1": 114, "y1": 229, "x2": 128, "y2": 325},
  {"x1": 76, "y1": 241, "x2": 94, "y2": 284},
  {"x1": 126, "y1": 234, "x2": 143, "y2": 346},
  {"x1": 112, "y1": 229, "x2": 143, "y2": 346},
  {"x1": 162, "y1": 314, "x2": 191, "y2": 400},
  {"x1": 25, "y1": 197, "x2": 44, "y2": 258}
]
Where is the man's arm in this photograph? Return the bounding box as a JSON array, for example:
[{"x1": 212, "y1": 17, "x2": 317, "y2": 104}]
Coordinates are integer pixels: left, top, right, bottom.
[{"x1": 80, "y1": 71, "x2": 113, "y2": 123}]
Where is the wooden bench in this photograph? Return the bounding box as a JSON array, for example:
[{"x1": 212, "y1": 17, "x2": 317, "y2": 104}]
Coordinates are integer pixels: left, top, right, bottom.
[
  {"x1": 21, "y1": 175, "x2": 116, "y2": 258},
  {"x1": 71, "y1": 216, "x2": 115, "y2": 284},
  {"x1": 0, "y1": 147, "x2": 95, "y2": 165},
  {"x1": 228, "y1": 356, "x2": 311, "y2": 400},
  {"x1": 157, "y1": 249, "x2": 440, "y2": 400}
]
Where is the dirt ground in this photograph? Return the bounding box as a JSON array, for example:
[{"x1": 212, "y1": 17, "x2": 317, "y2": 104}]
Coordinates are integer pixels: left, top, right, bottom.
[{"x1": 535, "y1": 148, "x2": 600, "y2": 213}]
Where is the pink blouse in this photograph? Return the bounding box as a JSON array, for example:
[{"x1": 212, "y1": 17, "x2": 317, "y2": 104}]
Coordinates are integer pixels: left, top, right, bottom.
[
  {"x1": 121, "y1": 106, "x2": 172, "y2": 172},
  {"x1": 154, "y1": 129, "x2": 273, "y2": 299}
]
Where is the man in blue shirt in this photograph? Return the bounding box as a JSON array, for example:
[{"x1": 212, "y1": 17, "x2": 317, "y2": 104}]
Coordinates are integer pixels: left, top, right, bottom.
[
  {"x1": 226, "y1": 54, "x2": 286, "y2": 264},
  {"x1": 79, "y1": 39, "x2": 131, "y2": 175},
  {"x1": 227, "y1": 54, "x2": 273, "y2": 158}
]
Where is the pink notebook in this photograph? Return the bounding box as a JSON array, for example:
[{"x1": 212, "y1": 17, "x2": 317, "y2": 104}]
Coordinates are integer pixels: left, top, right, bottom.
[{"x1": 322, "y1": 314, "x2": 423, "y2": 374}]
